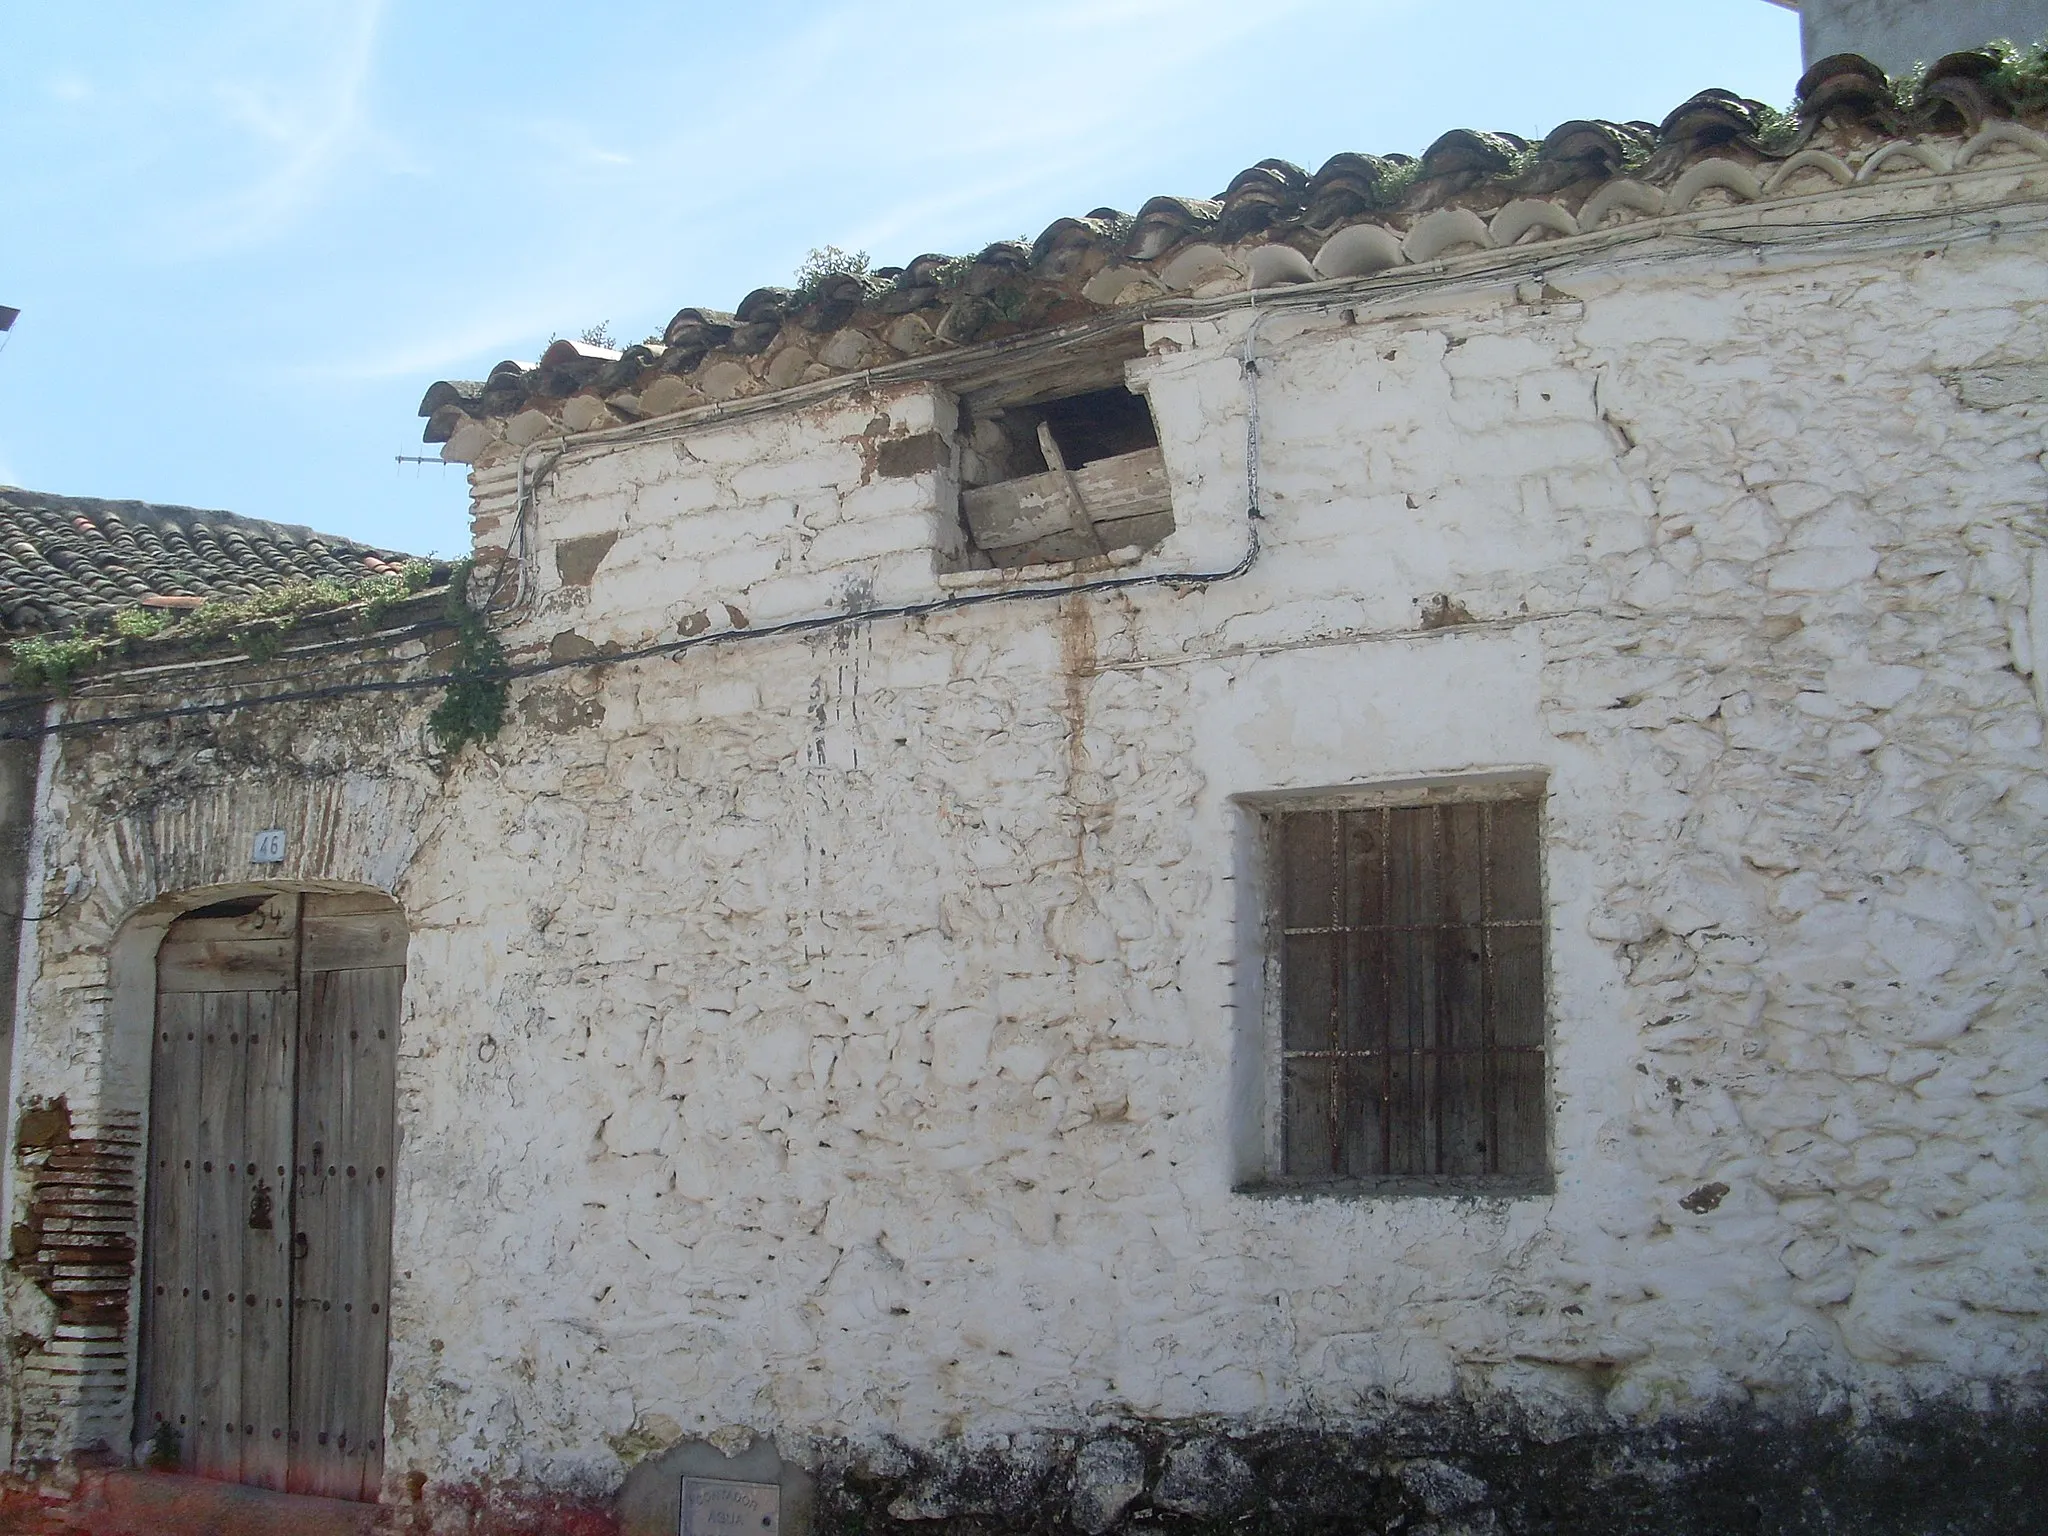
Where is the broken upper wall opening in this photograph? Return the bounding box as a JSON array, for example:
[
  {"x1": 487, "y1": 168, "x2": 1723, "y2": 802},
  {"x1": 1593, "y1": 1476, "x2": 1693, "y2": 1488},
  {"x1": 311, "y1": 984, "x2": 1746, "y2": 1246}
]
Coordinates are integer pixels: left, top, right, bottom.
[{"x1": 949, "y1": 340, "x2": 1174, "y2": 571}]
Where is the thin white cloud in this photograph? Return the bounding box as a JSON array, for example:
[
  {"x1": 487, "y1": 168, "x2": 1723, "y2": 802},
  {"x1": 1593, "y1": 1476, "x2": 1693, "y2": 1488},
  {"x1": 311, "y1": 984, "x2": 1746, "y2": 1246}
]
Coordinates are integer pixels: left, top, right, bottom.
[
  {"x1": 291, "y1": 0, "x2": 1345, "y2": 387},
  {"x1": 11, "y1": 6, "x2": 394, "y2": 258},
  {"x1": 159, "y1": 0, "x2": 388, "y2": 254},
  {"x1": 300, "y1": 313, "x2": 555, "y2": 385}
]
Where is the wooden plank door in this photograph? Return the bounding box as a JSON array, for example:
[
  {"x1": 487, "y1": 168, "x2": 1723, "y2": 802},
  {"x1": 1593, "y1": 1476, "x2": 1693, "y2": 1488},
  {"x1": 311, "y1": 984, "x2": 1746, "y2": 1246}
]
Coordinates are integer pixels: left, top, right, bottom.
[
  {"x1": 138, "y1": 893, "x2": 299, "y2": 1488},
  {"x1": 286, "y1": 893, "x2": 403, "y2": 1502},
  {"x1": 140, "y1": 889, "x2": 403, "y2": 1504}
]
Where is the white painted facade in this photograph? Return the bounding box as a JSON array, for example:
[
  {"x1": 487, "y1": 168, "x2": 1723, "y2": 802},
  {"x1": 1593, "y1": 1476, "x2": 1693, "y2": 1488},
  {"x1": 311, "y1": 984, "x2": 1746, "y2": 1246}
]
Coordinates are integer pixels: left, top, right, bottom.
[{"x1": 6, "y1": 151, "x2": 2048, "y2": 1506}]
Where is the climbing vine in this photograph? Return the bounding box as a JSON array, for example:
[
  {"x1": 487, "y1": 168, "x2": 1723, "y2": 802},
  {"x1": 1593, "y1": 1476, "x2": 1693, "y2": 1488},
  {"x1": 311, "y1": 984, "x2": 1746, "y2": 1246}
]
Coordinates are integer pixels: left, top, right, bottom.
[{"x1": 426, "y1": 558, "x2": 508, "y2": 753}]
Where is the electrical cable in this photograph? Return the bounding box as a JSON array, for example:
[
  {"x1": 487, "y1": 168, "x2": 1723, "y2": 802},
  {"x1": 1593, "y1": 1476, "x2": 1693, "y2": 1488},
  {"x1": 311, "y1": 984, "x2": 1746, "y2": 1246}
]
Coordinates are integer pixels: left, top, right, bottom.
[
  {"x1": 2, "y1": 191, "x2": 2038, "y2": 742},
  {"x1": 0, "y1": 340, "x2": 1273, "y2": 743},
  {"x1": 0, "y1": 535, "x2": 1265, "y2": 744}
]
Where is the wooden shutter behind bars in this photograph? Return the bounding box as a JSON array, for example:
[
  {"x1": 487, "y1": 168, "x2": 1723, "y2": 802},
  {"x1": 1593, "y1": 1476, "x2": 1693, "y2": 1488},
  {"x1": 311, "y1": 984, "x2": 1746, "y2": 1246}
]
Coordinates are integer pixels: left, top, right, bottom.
[{"x1": 1275, "y1": 796, "x2": 1546, "y2": 1183}]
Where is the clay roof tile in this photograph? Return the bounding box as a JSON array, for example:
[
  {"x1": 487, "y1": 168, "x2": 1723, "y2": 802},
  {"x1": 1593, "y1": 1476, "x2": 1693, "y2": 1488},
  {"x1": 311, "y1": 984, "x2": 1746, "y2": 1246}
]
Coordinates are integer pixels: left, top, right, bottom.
[
  {"x1": 0, "y1": 488, "x2": 425, "y2": 638},
  {"x1": 413, "y1": 52, "x2": 2048, "y2": 443}
]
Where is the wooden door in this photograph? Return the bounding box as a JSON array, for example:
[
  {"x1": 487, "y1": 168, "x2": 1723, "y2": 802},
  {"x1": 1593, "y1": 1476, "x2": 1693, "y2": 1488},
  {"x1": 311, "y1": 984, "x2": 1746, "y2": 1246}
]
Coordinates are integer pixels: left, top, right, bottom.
[
  {"x1": 137, "y1": 891, "x2": 403, "y2": 1502},
  {"x1": 288, "y1": 894, "x2": 403, "y2": 1501}
]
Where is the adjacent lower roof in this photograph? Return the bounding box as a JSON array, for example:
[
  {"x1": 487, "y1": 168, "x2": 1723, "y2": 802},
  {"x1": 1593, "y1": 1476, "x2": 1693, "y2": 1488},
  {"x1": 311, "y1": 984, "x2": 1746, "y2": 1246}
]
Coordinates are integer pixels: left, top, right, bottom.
[
  {"x1": 416, "y1": 46, "x2": 2048, "y2": 453},
  {"x1": 0, "y1": 487, "x2": 420, "y2": 635}
]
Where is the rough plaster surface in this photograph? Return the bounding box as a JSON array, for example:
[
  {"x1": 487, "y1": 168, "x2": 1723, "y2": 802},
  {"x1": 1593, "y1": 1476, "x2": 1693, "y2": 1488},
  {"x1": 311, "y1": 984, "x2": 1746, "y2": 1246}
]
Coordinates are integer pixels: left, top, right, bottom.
[{"x1": 6, "y1": 169, "x2": 2048, "y2": 1515}]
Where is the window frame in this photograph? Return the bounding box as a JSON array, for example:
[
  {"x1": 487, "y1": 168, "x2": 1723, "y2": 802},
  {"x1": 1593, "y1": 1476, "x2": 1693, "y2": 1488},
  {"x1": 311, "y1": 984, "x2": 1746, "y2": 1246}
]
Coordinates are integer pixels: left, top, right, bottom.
[
  {"x1": 945, "y1": 362, "x2": 1176, "y2": 573},
  {"x1": 1236, "y1": 773, "x2": 1555, "y2": 1200}
]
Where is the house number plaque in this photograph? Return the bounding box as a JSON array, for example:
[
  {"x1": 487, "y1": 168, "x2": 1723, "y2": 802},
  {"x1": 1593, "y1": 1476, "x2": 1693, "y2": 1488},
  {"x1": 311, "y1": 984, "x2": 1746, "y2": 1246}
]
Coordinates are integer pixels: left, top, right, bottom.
[
  {"x1": 250, "y1": 828, "x2": 287, "y2": 864},
  {"x1": 681, "y1": 1476, "x2": 779, "y2": 1535}
]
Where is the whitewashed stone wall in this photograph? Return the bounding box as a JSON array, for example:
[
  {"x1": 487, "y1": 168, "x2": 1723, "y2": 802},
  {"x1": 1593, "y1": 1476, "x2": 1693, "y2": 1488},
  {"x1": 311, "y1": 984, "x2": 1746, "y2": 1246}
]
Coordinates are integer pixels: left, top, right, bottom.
[{"x1": 8, "y1": 167, "x2": 2048, "y2": 1499}]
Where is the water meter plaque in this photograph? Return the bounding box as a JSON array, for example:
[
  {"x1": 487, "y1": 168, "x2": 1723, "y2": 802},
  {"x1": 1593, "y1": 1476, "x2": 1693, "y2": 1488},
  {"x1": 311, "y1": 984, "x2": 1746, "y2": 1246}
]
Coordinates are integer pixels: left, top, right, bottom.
[{"x1": 681, "y1": 1476, "x2": 779, "y2": 1535}]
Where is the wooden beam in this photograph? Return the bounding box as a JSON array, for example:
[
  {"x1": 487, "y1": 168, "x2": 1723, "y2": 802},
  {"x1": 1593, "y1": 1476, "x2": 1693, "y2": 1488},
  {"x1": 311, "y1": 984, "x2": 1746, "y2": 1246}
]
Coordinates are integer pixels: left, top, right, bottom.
[
  {"x1": 963, "y1": 445, "x2": 1172, "y2": 554},
  {"x1": 1035, "y1": 422, "x2": 1105, "y2": 555}
]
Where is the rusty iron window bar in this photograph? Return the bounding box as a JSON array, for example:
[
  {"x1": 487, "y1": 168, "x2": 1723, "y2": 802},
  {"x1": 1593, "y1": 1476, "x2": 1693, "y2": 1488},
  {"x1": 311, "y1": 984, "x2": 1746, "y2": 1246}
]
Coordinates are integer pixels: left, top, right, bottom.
[{"x1": 1270, "y1": 795, "x2": 1547, "y2": 1186}]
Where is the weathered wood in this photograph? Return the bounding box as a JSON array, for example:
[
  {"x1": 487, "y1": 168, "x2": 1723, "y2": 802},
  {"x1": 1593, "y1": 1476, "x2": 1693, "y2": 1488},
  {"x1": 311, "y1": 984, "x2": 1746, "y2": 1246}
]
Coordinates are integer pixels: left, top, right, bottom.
[
  {"x1": 954, "y1": 347, "x2": 1136, "y2": 414},
  {"x1": 962, "y1": 445, "x2": 1170, "y2": 553},
  {"x1": 1275, "y1": 799, "x2": 1547, "y2": 1183},
  {"x1": 349, "y1": 970, "x2": 399, "y2": 1503},
  {"x1": 1034, "y1": 422, "x2": 1105, "y2": 555},
  {"x1": 157, "y1": 940, "x2": 295, "y2": 994},
  {"x1": 289, "y1": 966, "x2": 399, "y2": 1502},
  {"x1": 988, "y1": 512, "x2": 1175, "y2": 570},
  {"x1": 173, "y1": 895, "x2": 298, "y2": 946},
  {"x1": 289, "y1": 972, "x2": 339, "y2": 1499},
  {"x1": 140, "y1": 993, "x2": 200, "y2": 1471},
  {"x1": 239, "y1": 991, "x2": 295, "y2": 1490},
  {"x1": 192, "y1": 992, "x2": 245, "y2": 1482},
  {"x1": 1488, "y1": 800, "x2": 1544, "y2": 923},
  {"x1": 301, "y1": 892, "x2": 399, "y2": 920},
  {"x1": 300, "y1": 913, "x2": 406, "y2": 975},
  {"x1": 142, "y1": 894, "x2": 400, "y2": 1504}
]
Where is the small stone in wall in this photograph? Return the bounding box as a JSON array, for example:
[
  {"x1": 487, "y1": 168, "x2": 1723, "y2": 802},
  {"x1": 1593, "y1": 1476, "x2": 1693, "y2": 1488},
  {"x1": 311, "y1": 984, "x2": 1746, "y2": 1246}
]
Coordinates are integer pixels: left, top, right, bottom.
[
  {"x1": 1069, "y1": 1435, "x2": 1146, "y2": 1534},
  {"x1": 1397, "y1": 1458, "x2": 1491, "y2": 1518},
  {"x1": 1419, "y1": 592, "x2": 1477, "y2": 629},
  {"x1": 876, "y1": 432, "x2": 945, "y2": 478},
  {"x1": 1415, "y1": 1514, "x2": 1502, "y2": 1536},
  {"x1": 1153, "y1": 1436, "x2": 1255, "y2": 1518},
  {"x1": 884, "y1": 1436, "x2": 1059, "y2": 1524},
  {"x1": 1680, "y1": 1181, "x2": 1731, "y2": 1214},
  {"x1": 549, "y1": 630, "x2": 609, "y2": 662},
  {"x1": 518, "y1": 687, "x2": 606, "y2": 735},
  {"x1": 15, "y1": 1097, "x2": 72, "y2": 1149},
  {"x1": 556, "y1": 531, "x2": 620, "y2": 587}
]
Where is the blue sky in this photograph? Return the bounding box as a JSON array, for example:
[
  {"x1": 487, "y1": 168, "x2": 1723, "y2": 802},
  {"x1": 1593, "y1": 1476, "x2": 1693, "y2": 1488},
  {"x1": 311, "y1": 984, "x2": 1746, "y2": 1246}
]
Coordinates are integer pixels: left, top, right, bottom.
[{"x1": 0, "y1": 1, "x2": 1799, "y2": 557}]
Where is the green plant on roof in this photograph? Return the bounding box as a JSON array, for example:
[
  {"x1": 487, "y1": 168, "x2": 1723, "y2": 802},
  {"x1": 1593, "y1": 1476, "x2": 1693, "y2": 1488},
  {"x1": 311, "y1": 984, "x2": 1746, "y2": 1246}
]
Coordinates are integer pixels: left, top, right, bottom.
[
  {"x1": 1752, "y1": 103, "x2": 1802, "y2": 153},
  {"x1": 9, "y1": 632, "x2": 116, "y2": 691},
  {"x1": 985, "y1": 284, "x2": 1031, "y2": 324},
  {"x1": 1887, "y1": 62, "x2": 1931, "y2": 115},
  {"x1": 7, "y1": 561, "x2": 437, "y2": 691},
  {"x1": 792, "y1": 245, "x2": 888, "y2": 306},
  {"x1": 1094, "y1": 211, "x2": 1136, "y2": 244},
  {"x1": 1986, "y1": 37, "x2": 2048, "y2": 114},
  {"x1": 1500, "y1": 143, "x2": 1542, "y2": 182},
  {"x1": 174, "y1": 562, "x2": 435, "y2": 654},
  {"x1": 1369, "y1": 159, "x2": 1420, "y2": 209},
  {"x1": 113, "y1": 607, "x2": 172, "y2": 641},
  {"x1": 358, "y1": 562, "x2": 437, "y2": 625},
  {"x1": 578, "y1": 321, "x2": 618, "y2": 350}
]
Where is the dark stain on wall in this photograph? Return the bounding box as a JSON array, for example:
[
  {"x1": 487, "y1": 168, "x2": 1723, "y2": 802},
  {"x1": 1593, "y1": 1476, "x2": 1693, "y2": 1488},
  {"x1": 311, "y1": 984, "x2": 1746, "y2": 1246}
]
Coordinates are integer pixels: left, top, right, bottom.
[{"x1": 556, "y1": 532, "x2": 621, "y2": 587}]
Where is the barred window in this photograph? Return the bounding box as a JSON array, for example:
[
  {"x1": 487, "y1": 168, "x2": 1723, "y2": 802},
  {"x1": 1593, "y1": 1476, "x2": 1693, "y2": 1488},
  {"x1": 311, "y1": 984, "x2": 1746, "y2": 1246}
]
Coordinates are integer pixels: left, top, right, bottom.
[{"x1": 1265, "y1": 787, "x2": 1548, "y2": 1190}]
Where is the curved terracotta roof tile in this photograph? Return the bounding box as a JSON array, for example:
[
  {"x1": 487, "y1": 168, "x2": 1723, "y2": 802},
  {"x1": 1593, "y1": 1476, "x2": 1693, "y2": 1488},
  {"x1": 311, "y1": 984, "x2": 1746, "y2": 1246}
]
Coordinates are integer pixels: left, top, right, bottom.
[
  {"x1": 416, "y1": 52, "x2": 2048, "y2": 451},
  {"x1": 0, "y1": 488, "x2": 423, "y2": 636},
  {"x1": 1125, "y1": 197, "x2": 1220, "y2": 261},
  {"x1": 800, "y1": 271, "x2": 868, "y2": 333},
  {"x1": 735, "y1": 288, "x2": 796, "y2": 325}
]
